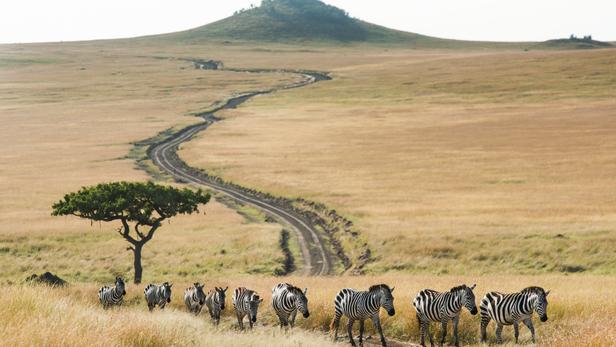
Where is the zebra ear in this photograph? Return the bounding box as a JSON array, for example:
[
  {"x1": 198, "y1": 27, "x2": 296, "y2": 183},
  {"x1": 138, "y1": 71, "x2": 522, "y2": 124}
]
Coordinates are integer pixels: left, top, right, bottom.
[
  {"x1": 223, "y1": 286, "x2": 228, "y2": 292},
  {"x1": 470, "y1": 284, "x2": 477, "y2": 290},
  {"x1": 169, "y1": 282, "x2": 173, "y2": 287},
  {"x1": 303, "y1": 288, "x2": 308, "y2": 295},
  {"x1": 390, "y1": 286, "x2": 395, "y2": 292},
  {"x1": 545, "y1": 290, "x2": 550, "y2": 296}
]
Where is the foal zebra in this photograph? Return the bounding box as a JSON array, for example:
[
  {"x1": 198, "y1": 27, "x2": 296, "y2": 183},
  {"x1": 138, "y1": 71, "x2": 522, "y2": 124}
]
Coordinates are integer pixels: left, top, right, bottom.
[
  {"x1": 272, "y1": 283, "x2": 310, "y2": 328},
  {"x1": 232, "y1": 287, "x2": 264, "y2": 330},
  {"x1": 413, "y1": 284, "x2": 478, "y2": 347},
  {"x1": 184, "y1": 282, "x2": 206, "y2": 315},
  {"x1": 331, "y1": 284, "x2": 396, "y2": 347},
  {"x1": 144, "y1": 282, "x2": 172, "y2": 311},
  {"x1": 480, "y1": 286, "x2": 550, "y2": 344},
  {"x1": 205, "y1": 286, "x2": 228, "y2": 325},
  {"x1": 98, "y1": 276, "x2": 126, "y2": 309}
]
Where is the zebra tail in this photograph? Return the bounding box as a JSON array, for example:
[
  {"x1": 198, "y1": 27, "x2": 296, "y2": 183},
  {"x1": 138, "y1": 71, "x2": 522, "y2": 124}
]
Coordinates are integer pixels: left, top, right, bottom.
[{"x1": 329, "y1": 310, "x2": 341, "y2": 335}]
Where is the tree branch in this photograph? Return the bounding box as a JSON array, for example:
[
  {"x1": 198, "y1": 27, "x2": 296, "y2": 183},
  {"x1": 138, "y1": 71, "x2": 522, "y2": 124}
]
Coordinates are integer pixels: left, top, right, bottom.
[
  {"x1": 142, "y1": 222, "x2": 161, "y2": 243},
  {"x1": 135, "y1": 223, "x2": 146, "y2": 240},
  {"x1": 120, "y1": 218, "x2": 138, "y2": 244},
  {"x1": 126, "y1": 246, "x2": 135, "y2": 252}
]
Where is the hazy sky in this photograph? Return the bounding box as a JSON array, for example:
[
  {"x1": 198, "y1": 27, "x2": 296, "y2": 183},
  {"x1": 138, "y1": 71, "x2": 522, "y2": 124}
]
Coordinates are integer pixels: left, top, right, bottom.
[{"x1": 1, "y1": 0, "x2": 615, "y2": 44}]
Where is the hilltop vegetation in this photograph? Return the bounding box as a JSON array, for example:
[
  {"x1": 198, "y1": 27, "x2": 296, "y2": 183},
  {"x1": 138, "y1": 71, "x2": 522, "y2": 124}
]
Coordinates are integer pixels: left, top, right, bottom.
[
  {"x1": 540, "y1": 35, "x2": 612, "y2": 49},
  {"x1": 160, "y1": 0, "x2": 452, "y2": 46}
]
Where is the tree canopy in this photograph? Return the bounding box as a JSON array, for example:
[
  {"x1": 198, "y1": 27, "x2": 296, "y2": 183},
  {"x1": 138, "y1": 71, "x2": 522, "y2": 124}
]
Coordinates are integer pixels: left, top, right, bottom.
[
  {"x1": 52, "y1": 181, "x2": 210, "y2": 283},
  {"x1": 52, "y1": 181, "x2": 210, "y2": 225}
]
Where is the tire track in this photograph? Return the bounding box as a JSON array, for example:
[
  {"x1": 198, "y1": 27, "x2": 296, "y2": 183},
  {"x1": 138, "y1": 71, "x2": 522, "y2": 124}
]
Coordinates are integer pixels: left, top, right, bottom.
[{"x1": 148, "y1": 61, "x2": 333, "y2": 276}]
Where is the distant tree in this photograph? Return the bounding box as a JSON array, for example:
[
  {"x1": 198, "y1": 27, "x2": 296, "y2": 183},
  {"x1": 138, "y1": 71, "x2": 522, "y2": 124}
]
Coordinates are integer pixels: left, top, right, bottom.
[
  {"x1": 570, "y1": 34, "x2": 576, "y2": 40},
  {"x1": 52, "y1": 182, "x2": 210, "y2": 283}
]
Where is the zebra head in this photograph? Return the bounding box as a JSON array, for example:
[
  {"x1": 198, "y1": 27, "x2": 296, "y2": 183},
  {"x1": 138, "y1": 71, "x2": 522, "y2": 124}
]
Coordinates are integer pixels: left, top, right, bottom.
[
  {"x1": 294, "y1": 287, "x2": 310, "y2": 318},
  {"x1": 115, "y1": 276, "x2": 126, "y2": 296},
  {"x1": 247, "y1": 293, "x2": 264, "y2": 323},
  {"x1": 524, "y1": 287, "x2": 550, "y2": 322},
  {"x1": 453, "y1": 284, "x2": 478, "y2": 315},
  {"x1": 370, "y1": 284, "x2": 396, "y2": 316},
  {"x1": 161, "y1": 282, "x2": 173, "y2": 303},
  {"x1": 194, "y1": 282, "x2": 206, "y2": 305},
  {"x1": 215, "y1": 286, "x2": 228, "y2": 310}
]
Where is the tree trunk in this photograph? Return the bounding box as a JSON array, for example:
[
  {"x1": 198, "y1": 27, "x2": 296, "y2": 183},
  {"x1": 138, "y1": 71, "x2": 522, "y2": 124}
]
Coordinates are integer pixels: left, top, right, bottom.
[{"x1": 133, "y1": 243, "x2": 144, "y2": 284}]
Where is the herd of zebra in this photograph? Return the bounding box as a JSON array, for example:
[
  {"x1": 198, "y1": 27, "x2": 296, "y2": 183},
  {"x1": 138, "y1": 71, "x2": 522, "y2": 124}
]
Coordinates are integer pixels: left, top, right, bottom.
[{"x1": 98, "y1": 277, "x2": 550, "y2": 347}]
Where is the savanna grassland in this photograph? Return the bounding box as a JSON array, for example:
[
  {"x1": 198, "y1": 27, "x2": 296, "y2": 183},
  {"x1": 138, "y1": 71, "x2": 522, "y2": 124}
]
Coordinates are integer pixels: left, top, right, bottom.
[
  {"x1": 181, "y1": 48, "x2": 616, "y2": 275},
  {"x1": 1, "y1": 38, "x2": 615, "y2": 346},
  {"x1": 0, "y1": 41, "x2": 306, "y2": 283}
]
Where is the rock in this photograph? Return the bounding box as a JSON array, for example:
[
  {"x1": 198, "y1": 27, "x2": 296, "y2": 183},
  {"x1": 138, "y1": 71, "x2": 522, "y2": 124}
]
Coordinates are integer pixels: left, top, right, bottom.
[{"x1": 25, "y1": 272, "x2": 67, "y2": 287}]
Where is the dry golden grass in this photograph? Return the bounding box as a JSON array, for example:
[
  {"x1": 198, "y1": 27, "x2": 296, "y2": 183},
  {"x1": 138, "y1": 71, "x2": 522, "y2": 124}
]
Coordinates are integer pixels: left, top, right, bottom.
[
  {"x1": 2, "y1": 274, "x2": 614, "y2": 346},
  {"x1": 0, "y1": 284, "x2": 337, "y2": 347},
  {"x1": 180, "y1": 48, "x2": 616, "y2": 275},
  {"x1": 0, "y1": 42, "x2": 303, "y2": 281},
  {"x1": 2, "y1": 40, "x2": 615, "y2": 346}
]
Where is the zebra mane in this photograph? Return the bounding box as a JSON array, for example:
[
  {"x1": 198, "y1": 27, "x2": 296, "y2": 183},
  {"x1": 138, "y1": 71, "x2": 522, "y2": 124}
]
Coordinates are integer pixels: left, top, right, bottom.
[
  {"x1": 521, "y1": 286, "x2": 546, "y2": 295},
  {"x1": 369, "y1": 284, "x2": 391, "y2": 293},
  {"x1": 450, "y1": 285, "x2": 468, "y2": 293},
  {"x1": 284, "y1": 283, "x2": 305, "y2": 296}
]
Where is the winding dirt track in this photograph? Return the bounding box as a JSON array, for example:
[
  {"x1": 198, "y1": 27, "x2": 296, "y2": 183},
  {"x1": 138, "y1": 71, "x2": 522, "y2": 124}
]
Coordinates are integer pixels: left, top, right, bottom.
[{"x1": 148, "y1": 61, "x2": 333, "y2": 276}]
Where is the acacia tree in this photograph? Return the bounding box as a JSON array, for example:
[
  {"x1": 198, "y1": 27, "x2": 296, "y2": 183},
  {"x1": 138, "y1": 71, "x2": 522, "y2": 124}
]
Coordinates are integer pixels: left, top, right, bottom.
[{"x1": 52, "y1": 181, "x2": 210, "y2": 284}]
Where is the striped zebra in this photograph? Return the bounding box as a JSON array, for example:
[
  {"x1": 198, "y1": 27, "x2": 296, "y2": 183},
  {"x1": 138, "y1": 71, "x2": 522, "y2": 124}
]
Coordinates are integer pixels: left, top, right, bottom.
[
  {"x1": 412, "y1": 284, "x2": 478, "y2": 347},
  {"x1": 480, "y1": 286, "x2": 550, "y2": 344},
  {"x1": 144, "y1": 282, "x2": 173, "y2": 312},
  {"x1": 184, "y1": 282, "x2": 206, "y2": 315},
  {"x1": 232, "y1": 287, "x2": 264, "y2": 330},
  {"x1": 98, "y1": 276, "x2": 126, "y2": 309},
  {"x1": 331, "y1": 284, "x2": 396, "y2": 347},
  {"x1": 271, "y1": 283, "x2": 310, "y2": 328},
  {"x1": 205, "y1": 286, "x2": 228, "y2": 325}
]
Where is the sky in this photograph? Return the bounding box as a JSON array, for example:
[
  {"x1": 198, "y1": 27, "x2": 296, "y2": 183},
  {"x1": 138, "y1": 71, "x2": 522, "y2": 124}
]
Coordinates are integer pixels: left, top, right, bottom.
[{"x1": 1, "y1": 0, "x2": 615, "y2": 44}]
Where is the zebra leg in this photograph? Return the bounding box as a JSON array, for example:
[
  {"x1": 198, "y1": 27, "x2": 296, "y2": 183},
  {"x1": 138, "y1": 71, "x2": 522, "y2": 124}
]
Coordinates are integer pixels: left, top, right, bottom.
[
  {"x1": 453, "y1": 316, "x2": 460, "y2": 347},
  {"x1": 372, "y1": 315, "x2": 387, "y2": 347},
  {"x1": 359, "y1": 320, "x2": 365, "y2": 347},
  {"x1": 347, "y1": 319, "x2": 356, "y2": 347},
  {"x1": 523, "y1": 318, "x2": 536, "y2": 343},
  {"x1": 428, "y1": 321, "x2": 435, "y2": 347},
  {"x1": 331, "y1": 311, "x2": 342, "y2": 341},
  {"x1": 417, "y1": 315, "x2": 426, "y2": 347},
  {"x1": 236, "y1": 313, "x2": 244, "y2": 331},
  {"x1": 290, "y1": 309, "x2": 298, "y2": 328},
  {"x1": 495, "y1": 323, "x2": 504, "y2": 344},
  {"x1": 440, "y1": 320, "x2": 448, "y2": 347},
  {"x1": 513, "y1": 321, "x2": 519, "y2": 343},
  {"x1": 480, "y1": 314, "x2": 490, "y2": 343}
]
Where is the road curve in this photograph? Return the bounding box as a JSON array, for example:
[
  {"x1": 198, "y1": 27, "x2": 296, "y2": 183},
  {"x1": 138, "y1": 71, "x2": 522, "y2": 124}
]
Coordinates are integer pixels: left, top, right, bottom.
[{"x1": 148, "y1": 62, "x2": 333, "y2": 276}]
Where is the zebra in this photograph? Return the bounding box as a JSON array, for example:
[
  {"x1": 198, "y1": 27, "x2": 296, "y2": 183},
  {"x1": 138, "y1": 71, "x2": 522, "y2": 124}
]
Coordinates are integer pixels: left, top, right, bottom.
[
  {"x1": 331, "y1": 284, "x2": 396, "y2": 347},
  {"x1": 480, "y1": 286, "x2": 550, "y2": 344},
  {"x1": 205, "y1": 286, "x2": 228, "y2": 325},
  {"x1": 232, "y1": 287, "x2": 264, "y2": 330},
  {"x1": 271, "y1": 283, "x2": 310, "y2": 328},
  {"x1": 144, "y1": 282, "x2": 173, "y2": 312},
  {"x1": 184, "y1": 282, "x2": 206, "y2": 315},
  {"x1": 412, "y1": 284, "x2": 478, "y2": 347},
  {"x1": 98, "y1": 276, "x2": 126, "y2": 309}
]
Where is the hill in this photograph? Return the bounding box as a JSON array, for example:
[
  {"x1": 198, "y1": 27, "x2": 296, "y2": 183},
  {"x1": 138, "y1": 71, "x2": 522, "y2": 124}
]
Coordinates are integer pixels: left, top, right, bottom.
[
  {"x1": 539, "y1": 36, "x2": 612, "y2": 49},
  {"x1": 157, "y1": 0, "x2": 454, "y2": 46}
]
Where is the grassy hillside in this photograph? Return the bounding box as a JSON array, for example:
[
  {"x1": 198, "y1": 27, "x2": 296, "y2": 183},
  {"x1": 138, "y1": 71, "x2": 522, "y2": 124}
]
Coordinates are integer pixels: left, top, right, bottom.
[
  {"x1": 155, "y1": 0, "x2": 501, "y2": 48},
  {"x1": 538, "y1": 37, "x2": 612, "y2": 50},
  {"x1": 147, "y1": 0, "x2": 614, "y2": 50}
]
